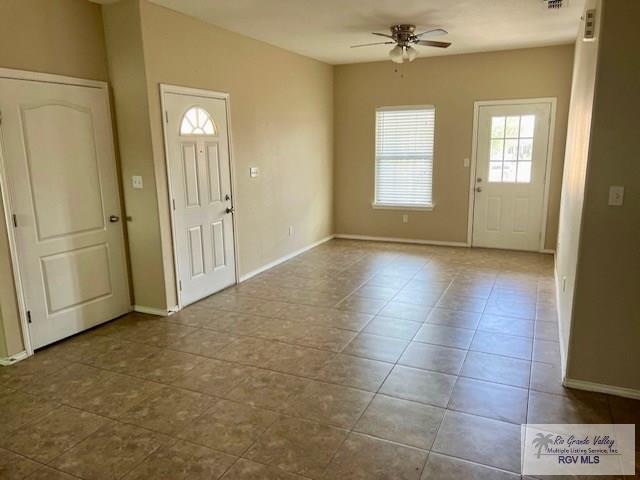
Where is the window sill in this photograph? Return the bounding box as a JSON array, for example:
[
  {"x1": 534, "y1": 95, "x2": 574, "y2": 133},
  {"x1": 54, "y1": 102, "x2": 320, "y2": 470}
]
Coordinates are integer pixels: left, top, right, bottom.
[{"x1": 371, "y1": 203, "x2": 435, "y2": 211}]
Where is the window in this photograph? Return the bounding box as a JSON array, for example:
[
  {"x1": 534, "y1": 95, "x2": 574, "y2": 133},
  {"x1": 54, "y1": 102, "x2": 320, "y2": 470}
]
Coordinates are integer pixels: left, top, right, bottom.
[
  {"x1": 374, "y1": 106, "x2": 435, "y2": 208},
  {"x1": 488, "y1": 114, "x2": 535, "y2": 183},
  {"x1": 180, "y1": 107, "x2": 216, "y2": 135}
]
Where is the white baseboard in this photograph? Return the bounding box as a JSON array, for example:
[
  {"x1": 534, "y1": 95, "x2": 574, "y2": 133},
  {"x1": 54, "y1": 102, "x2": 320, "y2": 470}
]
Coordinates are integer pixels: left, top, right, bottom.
[
  {"x1": 539, "y1": 248, "x2": 556, "y2": 255},
  {"x1": 334, "y1": 233, "x2": 469, "y2": 248},
  {"x1": 239, "y1": 235, "x2": 334, "y2": 282},
  {"x1": 563, "y1": 377, "x2": 640, "y2": 400},
  {"x1": 133, "y1": 305, "x2": 169, "y2": 316},
  {"x1": 553, "y1": 267, "x2": 568, "y2": 379},
  {"x1": 0, "y1": 350, "x2": 29, "y2": 366}
]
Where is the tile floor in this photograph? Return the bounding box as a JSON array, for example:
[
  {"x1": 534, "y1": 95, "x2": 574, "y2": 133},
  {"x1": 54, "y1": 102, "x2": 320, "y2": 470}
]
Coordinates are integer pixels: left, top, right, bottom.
[{"x1": 1, "y1": 239, "x2": 637, "y2": 479}]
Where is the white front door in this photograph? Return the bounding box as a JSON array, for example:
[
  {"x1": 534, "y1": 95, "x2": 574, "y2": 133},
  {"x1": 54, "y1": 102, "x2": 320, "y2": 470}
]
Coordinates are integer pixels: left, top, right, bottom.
[
  {"x1": 472, "y1": 102, "x2": 552, "y2": 251},
  {"x1": 0, "y1": 77, "x2": 130, "y2": 349},
  {"x1": 163, "y1": 91, "x2": 236, "y2": 306}
]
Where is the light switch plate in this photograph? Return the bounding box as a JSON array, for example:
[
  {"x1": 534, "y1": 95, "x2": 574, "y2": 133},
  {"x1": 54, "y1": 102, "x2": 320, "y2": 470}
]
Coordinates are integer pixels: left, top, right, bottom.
[
  {"x1": 463, "y1": 158, "x2": 470, "y2": 168},
  {"x1": 132, "y1": 175, "x2": 143, "y2": 189},
  {"x1": 608, "y1": 185, "x2": 624, "y2": 206},
  {"x1": 249, "y1": 167, "x2": 259, "y2": 178}
]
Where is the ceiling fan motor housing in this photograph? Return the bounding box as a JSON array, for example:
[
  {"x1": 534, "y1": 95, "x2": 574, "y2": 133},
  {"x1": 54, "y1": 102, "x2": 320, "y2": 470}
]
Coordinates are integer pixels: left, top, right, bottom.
[{"x1": 391, "y1": 24, "x2": 417, "y2": 46}]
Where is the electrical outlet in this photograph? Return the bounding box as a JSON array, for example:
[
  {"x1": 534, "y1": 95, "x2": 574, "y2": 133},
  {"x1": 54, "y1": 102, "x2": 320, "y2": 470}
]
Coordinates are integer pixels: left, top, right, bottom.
[
  {"x1": 402, "y1": 214, "x2": 409, "y2": 223},
  {"x1": 288, "y1": 226, "x2": 294, "y2": 237},
  {"x1": 608, "y1": 186, "x2": 624, "y2": 206},
  {"x1": 463, "y1": 158, "x2": 470, "y2": 168},
  {"x1": 249, "y1": 167, "x2": 259, "y2": 178}
]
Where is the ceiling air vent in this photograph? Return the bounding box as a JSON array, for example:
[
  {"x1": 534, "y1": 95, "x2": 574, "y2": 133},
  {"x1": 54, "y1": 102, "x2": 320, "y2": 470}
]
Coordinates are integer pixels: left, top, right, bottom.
[{"x1": 543, "y1": 0, "x2": 564, "y2": 9}]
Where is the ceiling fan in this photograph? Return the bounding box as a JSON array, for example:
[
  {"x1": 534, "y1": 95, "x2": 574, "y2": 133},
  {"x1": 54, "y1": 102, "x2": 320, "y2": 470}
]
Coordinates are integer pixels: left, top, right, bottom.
[{"x1": 351, "y1": 24, "x2": 451, "y2": 63}]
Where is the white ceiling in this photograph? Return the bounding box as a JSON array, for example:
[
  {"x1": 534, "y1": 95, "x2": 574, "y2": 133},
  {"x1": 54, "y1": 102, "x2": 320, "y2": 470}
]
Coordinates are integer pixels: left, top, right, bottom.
[{"x1": 149, "y1": 0, "x2": 585, "y2": 65}]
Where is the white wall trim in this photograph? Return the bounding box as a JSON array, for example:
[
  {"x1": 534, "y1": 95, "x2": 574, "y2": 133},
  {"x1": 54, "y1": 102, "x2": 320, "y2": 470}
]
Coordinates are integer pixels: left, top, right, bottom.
[
  {"x1": 334, "y1": 233, "x2": 468, "y2": 248},
  {"x1": 133, "y1": 305, "x2": 169, "y2": 316},
  {"x1": 0, "y1": 68, "x2": 106, "y2": 89},
  {"x1": 539, "y1": 249, "x2": 556, "y2": 255},
  {"x1": 0, "y1": 350, "x2": 29, "y2": 366},
  {"x1": 563, "y1": 377, "x2": 640, "y2": 400},
  {"x1": 554, "y1": 265, "x2": 568, "y2": 379},
  {"x1": 468, "y1": 97, "x2": 557, "y2": 251},
  {"x1": 239, "y1": 235, "x2": 335, "y2": 283}
]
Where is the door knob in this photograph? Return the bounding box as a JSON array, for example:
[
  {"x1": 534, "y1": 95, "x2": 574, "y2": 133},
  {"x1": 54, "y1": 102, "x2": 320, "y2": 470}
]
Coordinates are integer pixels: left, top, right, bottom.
[
  {"x1": 226, "y1": 207, "x2": 234, "y2": 214},
  {"x1": 109, "y1": 215, "x2": 120, "y2": 223},
  {"x1": 475, "y1": 187, "x2": 482, "y2": 193}
]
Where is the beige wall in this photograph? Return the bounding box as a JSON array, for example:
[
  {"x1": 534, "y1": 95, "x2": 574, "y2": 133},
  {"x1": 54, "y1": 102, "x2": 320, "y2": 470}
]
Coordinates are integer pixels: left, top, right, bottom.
[
  {"x1": 333, "y1": 45, "x2": 574, "y2": 249},
  {"x1": 138, "y1": 0, "x2": 334, "y2": 298},
  {"x1": 555, "y1": 0, "x2": 601, "y2": 372},
  {"x1": 102, "y1": 0, "x2": 167, "y2": 311},
  {"x1": 0, "y1": 0, "x2": 109, "y2": 357},
  {"x1": 562, "y1": 0, "x2": 640, "y2": 392}
]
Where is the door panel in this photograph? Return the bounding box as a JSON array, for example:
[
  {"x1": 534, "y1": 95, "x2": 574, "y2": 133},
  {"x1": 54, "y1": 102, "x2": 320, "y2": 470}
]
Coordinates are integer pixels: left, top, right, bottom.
[
  {"x1": 164, "y1": 92, "x2": 236, "y2": 306},
  {"x1": 0, "y1": 77, "x2": 130, "y2": 349},
  {"x1": 472, "y1": 102, "x2": 551, "y2": 251}
]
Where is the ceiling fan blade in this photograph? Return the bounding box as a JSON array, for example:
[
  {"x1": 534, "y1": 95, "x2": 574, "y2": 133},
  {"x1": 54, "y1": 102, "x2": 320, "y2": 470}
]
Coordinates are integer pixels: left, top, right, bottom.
[
  {"x1": 417, "y1": 40, "x2": 452, "y2": 48},
  {"x1": 350, "y1": 41, "x2": 394, "y2": 48},
  {"x1": 372, "y1": 32, "x2": 394, "y2": 39},
  {"x1": 415, "y1": 28, "x2": 448, "y2": 37}
]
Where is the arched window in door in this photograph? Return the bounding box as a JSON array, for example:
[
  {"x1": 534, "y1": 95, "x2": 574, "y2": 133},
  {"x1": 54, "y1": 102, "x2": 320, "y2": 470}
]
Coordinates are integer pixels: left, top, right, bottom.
[{"x1": 180, "y1": 106, "x2": 216, "y2": 135}]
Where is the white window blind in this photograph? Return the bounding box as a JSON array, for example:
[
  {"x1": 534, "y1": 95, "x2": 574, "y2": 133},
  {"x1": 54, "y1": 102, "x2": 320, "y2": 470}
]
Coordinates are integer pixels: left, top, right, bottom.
[{"x1": 375, "y1": 107, "x2": 435, "y2": 207}]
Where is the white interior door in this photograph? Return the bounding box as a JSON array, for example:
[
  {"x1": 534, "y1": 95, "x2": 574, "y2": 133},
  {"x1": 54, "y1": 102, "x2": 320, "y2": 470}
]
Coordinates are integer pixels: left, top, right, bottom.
[
  {"x1": 163, "y1": 91, "x2": 236, "y2": 307},
  {"x1": 472, "y1": 102, "x2": 552, "y2": 251},
  {"x1": 0, "y1": 77, "x2": 130, "y2": 349}
]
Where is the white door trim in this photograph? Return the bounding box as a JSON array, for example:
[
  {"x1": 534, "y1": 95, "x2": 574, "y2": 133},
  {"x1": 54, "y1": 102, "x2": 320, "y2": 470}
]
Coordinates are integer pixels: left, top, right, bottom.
[
  {"x1": 159, "y1": 84, "x2": 240, "y2": 311},
  {"x1": 467, "y1": 97, "x2": 557, "y2": 252},
  {"x1": 0, "y1": 68, "x2": 118, "y2": 357}
]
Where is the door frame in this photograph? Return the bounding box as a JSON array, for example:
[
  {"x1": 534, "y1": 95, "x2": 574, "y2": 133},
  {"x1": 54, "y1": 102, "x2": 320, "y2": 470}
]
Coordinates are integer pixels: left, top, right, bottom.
[
  {"x1": 0, "y1": 68, "x2": 116, "y2": 357},
  {"x1": 159, "y1": 84, "x2": 240, "y2": 311},
  {"x1": 467, "y1": 97, "x2": 557, "y2": 253}
]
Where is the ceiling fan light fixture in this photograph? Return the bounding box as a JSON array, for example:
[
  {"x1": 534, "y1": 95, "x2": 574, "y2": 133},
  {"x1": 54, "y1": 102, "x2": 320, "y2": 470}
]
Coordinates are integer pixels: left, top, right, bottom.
[
  {"x1": 389, "y1": 45, "x2": 404, "y2": 63},
  {"x1": 405, "y1": 45, "x2": 418, "y2": 62}
]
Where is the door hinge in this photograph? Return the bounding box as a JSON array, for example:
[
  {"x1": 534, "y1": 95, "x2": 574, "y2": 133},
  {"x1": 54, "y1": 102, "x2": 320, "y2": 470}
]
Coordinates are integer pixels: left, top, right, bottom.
[
  {"x1": 26, "y1": 310, "x2": 32, "y2": 323},
  {"x1": 178, "y1": 280, "x2": 182, "y2": 291},
  {"x1": 164, "y1": 110, "x2": 169, "y2": 123},
  {"x1": 12, "y1": 214, "x2": 17, "y2": 228}
]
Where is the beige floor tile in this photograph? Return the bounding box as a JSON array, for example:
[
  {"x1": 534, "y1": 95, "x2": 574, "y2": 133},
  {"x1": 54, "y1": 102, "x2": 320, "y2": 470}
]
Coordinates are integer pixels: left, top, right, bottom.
[
  {"x1": 532, "y1": 339, "x2": 561, "y2": 364},
  {"x1": 377, "y1": 301, "x2": 431, "y2": 322},
  {"x1": 470, "y1": 331, "x2": 533, "y2": 360},
  {"x1": 41, "y1": 333, "x2": 123, "y2": 363},
  {"x1": 285, "y1": 380, "x2": 373, "y2": 428},
  {"x1": 51, "y1": 421, "x2": 171, "y2": 480},
  {"x1": 362, "y1": 316, "x2": 422, "y2": 340},
  {"x1": 421, "y1": 453, "x2": 520, "y2": 480},
  {"x1": 484, "y1": 294, "x2": 536, "y2": 320},
  {"x1": 85, "y1": 340, "x2": 161, "y2": 374},
  {"x1": 380, "y1": 366, "x2": 456, "y2": 408},
  {"x1": 0, "y1": 447, "x2": 45, "y2": 479},
  {"x1": 125, "y1": 440, "x2": 236, "y2": 480},
  {"x1": 172, "y1": 358, "x2": 255, "y2": 396},
  {"x1": 0, "y1": 406, "x2": 109, "y2": 463},
  {"x1": 608, "y1": 395, "x2": 640, "y2": 444},
  {"x1": 166, "y1": 329, "x2": 237, "y2": 357},
  {"x1": 413, "y1": 324, "x2": 475, "y2": 349},
  {"x1": 478, "y1": 314, "x2": 534, "y2": 338},
  {"x1": 24, "y1": 466, "x2": 79, "y2": 480},
  {"x1": 392, "y1": 288, "x2": 443, "y2": 307},
  {"x1": 134, "y1": 321, "x2": 200, "y2": 348},
  {"x1": 426, "y1": 308, "x2": 481, "y2": 329},
  {"x1": 399, "y1": 342, "x2": 466, "y2": 375},
  {"x1": 432, "y1": 410, "x2": 521, "y2": 474},
  {"x1": 354, "y1": 394, "x2": 444, "y2": 449},
  {"x1": 0, "y1": 350, "x2": 69, "y2": 390},
  {"x1": 245, "y1": 416, "x2": 347, "y2": 478},
  {"x1": 200, "y1": 312, "x2": 266, "y2": 336},
  {"x1": 125, "y1": 350, "x2": 205, "y2": 384},
  {"x1": 322, "y1": 432, "x2": 427, "y2": 480},
  {"x1": 365, "y1": 274, "x2": 411, "y2": 289},
  {"x1": 225, "y1": 369, "x2": 310, "y2": 412},
  {"x1": 314, "y1": 354, "x2": 393, "y2": 391},
  {"x1": 437, "y1": 293, "x2": 486, "y2": 313},
  {"x1": 0, "y1": 390, "x2": 60, "y2": 437},
  {"x1": 214, "y1": 337, "x2": 283, "y2": 366},
  {"x1": 527, "y1": 390, "x2": 612, "y2": 424},
  {"x1": 178, "y1": 399, "x2": 279, "y2": 455},
  {"x1": 533, "y1": 320, "x2": 559, "y2": 341},
  {"x1": 461, "y1": 351, "x2": 531, "y2": 388},
  {"x1": 22, "y1": 363, "x2": 111, "y2": 404},
  {"x1": 448, "y1": 377, "x2": 528, "y2": 424},
  {"x1": 342, "y1": 333, "x2": 409, "y2": 363},
  {"x1": 336, "y1": 295, "x2": 387, "y2": 315},
  {"x1": 530, "y1": 361, "x2": 568, "y2": 396},
  {"x1": 264, "y1": 344, "x2": 334, "y2": 377},
  {"x1": 353, "y1": 285, "x2": 398, "y2": 300},
  {"x1": 119, "y1": 386, "x2": 215, "y2": 435},
  {"x1": 221, "y1": 458, "x2": 308, "y2": 479}
]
